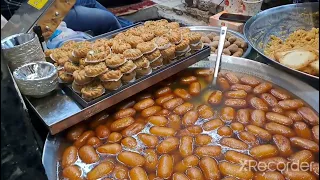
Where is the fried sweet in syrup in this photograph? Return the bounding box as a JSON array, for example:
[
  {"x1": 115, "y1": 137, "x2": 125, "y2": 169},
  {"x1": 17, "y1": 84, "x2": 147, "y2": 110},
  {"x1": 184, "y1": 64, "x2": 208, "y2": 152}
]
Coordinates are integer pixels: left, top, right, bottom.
[
  {"x1": 72, "y1": 81, "x2": 85, "y2": 94},
  {"x1": 73, "y1": 69, "x2": 93, "y2": 85},
  {"x1": 136, "y1": 66, "x2": 152, "y2": 77},
  {"x1": 99, "y1": 70, "x2": 123, "y2": 82},
  {"x1": 64, "y1": 62, "x2": 80, "y2": 74},
  {"x1": 175, "y1": 39, "x2": 190, "y2": 52},
  {"x1": 81, "y1": 81, "x2": 105, "y2": 101},
  {"x1": 112, "y1": 42, "x2": 131, "y2": 54},
  {"x1": 125, "y1": 35, "x2": 144, "y2": 48},
  {"x1": 44, "y1": 49, "x2": 55, "y2": 57},
  {"x1": 165, "y1": 22, "x2": 180, "y2": 29},
  {"x1": 160, "y1": 44, "x2": 176, "y2": 61},
  {"x1": 106, "y1": 54, "x2": 127, "y2": 68},
  {"x1": 154, "y1": 36, "x2": 171, "y2": 50},
  {"x1": 84, "y1": 62, "x2": 108, "y2": 77},
  {"x1": 118, "y1": 60, "x2": 137, "y2": 74},
  {"x1": 56, "y1": 56, "x2": 70, "y2": 67},
  {"x1": 73, "y1": 41, "x2": 92, "y2": 58},
  {"x1": 150, "y1": 57, "x2": 163, "y2": 69},
  {"x1": 134, "y1": 56, "x2": 150, "y2": 69},
  {"x1": 155, "y1": 19, "x2": 169, "y2": 26},
  {"x1": 123, "y1": 49, "x2": 143, "y2": 61},
  {"x1": 144, "y1": 49, "x2": 161, "y2": 62},
  {"x1": 164, "y1": 30, "x2": 182, "y2": 45},
  {"x1": 86, "y1": 49, "x2": 109, "y2": 63},
  {"x1": 187, "y1": 32, "x2": 202, "y2": 45},
  {"x1": 102, "y1": 80, "x2": 122, "y2": 91},
  {"x1": 51, "y1": 49, "x2": 68, "y2": 61},
  {"x1": 122, "y1": 71, "x2": 136, "y2": 83},
  {"x1": 141, "y1": 31, "x2": 155, "y2": 42},
  {"x1": 136, "y1": 42, "x2": 157, "y2": 54},
  {"x1": 154, "y1": 27, "x2": 170, "y2": 37},
  {"x1": 58, "y1": 70, "x2": 74, "y2": 83}
]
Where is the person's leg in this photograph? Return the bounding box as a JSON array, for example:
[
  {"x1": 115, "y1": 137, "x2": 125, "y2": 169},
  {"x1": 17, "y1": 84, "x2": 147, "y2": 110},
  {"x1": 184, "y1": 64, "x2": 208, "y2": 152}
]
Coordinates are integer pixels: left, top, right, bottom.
[
  {"x1": 97, "y1": 0, "x2": 141, "y2": 8},
  {"x1": 74, "y1": 0, "x2": 96, "y2": 7},
  {"x1": 117, "y1": 17, "x2": 134, "y2": 28},
  {"x1": 94, "y1": 2, "x2": 133, "y2": 28},
  {"x1": 64, "y1": 6, "x2": 121, "y2": 35}
]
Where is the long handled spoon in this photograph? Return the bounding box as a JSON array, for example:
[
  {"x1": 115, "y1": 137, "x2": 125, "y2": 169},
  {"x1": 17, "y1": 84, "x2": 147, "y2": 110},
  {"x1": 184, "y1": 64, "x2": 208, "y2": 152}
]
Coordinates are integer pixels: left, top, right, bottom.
[
  {"x1": 200, "y1": 26, "x2": 227, "y2": 96},
  {"x1": 211, "y1": 26, "x2": 227, "y2": 87}
]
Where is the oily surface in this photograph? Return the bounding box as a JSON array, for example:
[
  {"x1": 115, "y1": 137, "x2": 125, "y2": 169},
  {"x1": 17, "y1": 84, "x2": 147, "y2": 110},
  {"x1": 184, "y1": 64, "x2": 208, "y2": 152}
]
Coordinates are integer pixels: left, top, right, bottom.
[{"x1": 60, "y1": 68, "x2": 319, "y2": 180}]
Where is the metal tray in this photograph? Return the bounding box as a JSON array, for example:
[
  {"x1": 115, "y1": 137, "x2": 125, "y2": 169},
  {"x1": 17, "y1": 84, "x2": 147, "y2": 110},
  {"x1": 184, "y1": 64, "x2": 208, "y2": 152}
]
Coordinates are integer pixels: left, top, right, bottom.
[
  {"x1": 244, "y1": 2, "x2": 319, "y2": 82},
  {"x1": 43, "y1": 56, "x2": 319, "y2": 180},
  {"x1": 61, "y1": 23, "x2": 210, "y2": 107},
  {"x1": 187, "y1": 26, "x2": 252, "y2": 58},
  {"x1": 25, "y1": 23, "x2": 210, "y2": 135},
  {"x1": 62, "y1": 49, "x2": 210, "y2": 107}
]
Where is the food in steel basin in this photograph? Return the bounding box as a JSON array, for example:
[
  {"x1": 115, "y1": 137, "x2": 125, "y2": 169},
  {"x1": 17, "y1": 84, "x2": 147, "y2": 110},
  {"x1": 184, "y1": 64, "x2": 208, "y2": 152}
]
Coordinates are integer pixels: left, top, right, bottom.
[
  {"x1": 60, "y1": 68, "x2": 319, "y2": 179},
  {"x1": 264, "y1": 28, "x2": 319, "y2": 76},
  {"x1": 200, "y1": 32, "x2": 248, "y2": 57}
]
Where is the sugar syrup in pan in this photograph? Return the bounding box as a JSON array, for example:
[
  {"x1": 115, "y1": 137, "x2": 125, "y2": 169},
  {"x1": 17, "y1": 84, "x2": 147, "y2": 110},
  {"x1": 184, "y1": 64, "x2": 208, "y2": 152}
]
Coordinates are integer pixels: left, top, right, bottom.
[{"x1": 58, "y1": 68, "x2": 319, "y2": 179}]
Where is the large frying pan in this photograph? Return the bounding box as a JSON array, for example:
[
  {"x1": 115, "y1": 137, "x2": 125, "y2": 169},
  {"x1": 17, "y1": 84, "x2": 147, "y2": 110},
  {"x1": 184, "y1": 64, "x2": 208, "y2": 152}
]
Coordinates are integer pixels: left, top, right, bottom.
[
  {"x1": 244, "y1": 2, "x2": 319, "y2": 84},
  {"x1": 42, "y1": 56, "x2": 319, "y2": 180}
]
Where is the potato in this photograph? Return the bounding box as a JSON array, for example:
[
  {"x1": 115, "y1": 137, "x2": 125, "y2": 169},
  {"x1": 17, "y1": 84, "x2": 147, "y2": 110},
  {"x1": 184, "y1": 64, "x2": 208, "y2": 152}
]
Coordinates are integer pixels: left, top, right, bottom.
[
  {"x1": 211, "y1": 41, "x2": 219, "y2": 48},
  {"x1": 234, "y1": 40, "x2": 242, "y2": 47},
  {"x1": 201, "y1": 36, "x2": 211, "y2": 44},
  {"x1": 228, "y1": 36, "x2": 237, "y2": 44},
  {"x1": 226, "y1": 33, "x2": 231, "y2": 40},
  {"x1": 228, "y1": 44, "x2": 239, "y2": 53},
  {"x1": 240, "y1": 41, "x2": 248, "y2": 49},
  {"x1": 213, "y1": 36, "x2": 220, "y2": 41},
  {"x1": 211, "y1": 46, "x2": 216, "y2": 53},
  {"x1": 199, "y1": 32, "x2": 206, "y2": 36},
  {"x1": 207, "y1": 32, "x2": 218, "y2": 40},
  {"x1": 237, "y1": 48, "x2": 244, "y2": 54},
  {"x1": 224, "y1": 41, "x2": 231, "y2": 48},
  {"x1": 232, "y1": 50, "x2": 243, "y2": 57},
  {"x1": 223, "y1": 49, "x2": 231, "y2": 56}
]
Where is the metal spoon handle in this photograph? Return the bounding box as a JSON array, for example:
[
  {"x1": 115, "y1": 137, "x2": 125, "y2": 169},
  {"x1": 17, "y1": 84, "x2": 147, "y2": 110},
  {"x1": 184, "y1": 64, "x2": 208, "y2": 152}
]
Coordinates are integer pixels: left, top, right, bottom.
[{"x1": 212, "y1": 26, "x2": 227, "y2": 85}]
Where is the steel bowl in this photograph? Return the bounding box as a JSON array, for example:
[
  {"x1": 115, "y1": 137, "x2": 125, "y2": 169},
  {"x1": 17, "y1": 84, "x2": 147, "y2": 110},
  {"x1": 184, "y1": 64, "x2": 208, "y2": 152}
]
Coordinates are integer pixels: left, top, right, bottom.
[
  {"x1": 13, "y1": 62, "x2": 58, "y2": 98},
  {"x1": 244, "y1": 2, "x2": 319, "y2": 82},
  {"x1": 42, "y1": 56, "x2": 318, "y2": 180},
  {"x1": 1, "y1": 32, "x2": 46, "y2": 70},
  {"x1": 188, "y1": 26, "x2": 252, "y2": 58}
]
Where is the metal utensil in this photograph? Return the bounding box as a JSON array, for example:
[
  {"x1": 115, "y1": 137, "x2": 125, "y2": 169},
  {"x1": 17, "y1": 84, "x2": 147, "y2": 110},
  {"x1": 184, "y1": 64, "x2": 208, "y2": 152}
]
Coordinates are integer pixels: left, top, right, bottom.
[
  {"x1": 1, "y1": 32, "x2": 46, "y2": 70},
  {"x1": 244, "y1": 2, "x2": 319, "y2": 82},
  {"x1": 200, "y1": 26, "x2": 227, "y2": 95},
  {"x1": 212, "y1": 26, "x2": 227, "y2": 86},
  {"x1": 13, "y1": 61, "x2": 58, "y2": 98}
]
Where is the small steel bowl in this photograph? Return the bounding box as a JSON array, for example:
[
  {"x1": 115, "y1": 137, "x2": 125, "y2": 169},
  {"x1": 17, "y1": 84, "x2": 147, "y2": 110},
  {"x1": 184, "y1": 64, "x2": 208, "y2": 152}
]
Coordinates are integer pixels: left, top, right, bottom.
[
  {"x1": 1, "y1": 32, "x2": 46, "y2": 70},
  {"x1": 13, "y1": 62, "x2": 58, "y2": 98}
]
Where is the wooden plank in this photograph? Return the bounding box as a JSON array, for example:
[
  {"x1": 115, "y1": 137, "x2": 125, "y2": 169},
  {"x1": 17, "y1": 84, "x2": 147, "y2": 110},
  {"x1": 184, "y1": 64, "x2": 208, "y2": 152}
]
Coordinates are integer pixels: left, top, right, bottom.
[{"x1": 37, "y1": 0, "x2": 76, "y2": 40}]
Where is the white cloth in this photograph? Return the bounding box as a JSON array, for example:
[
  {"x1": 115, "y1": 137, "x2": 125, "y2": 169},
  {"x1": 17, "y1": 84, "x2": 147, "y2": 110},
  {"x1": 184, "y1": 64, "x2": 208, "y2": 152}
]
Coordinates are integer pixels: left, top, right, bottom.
[
  {"x1": 1, "y1": 15, "x2": 7, "y2": 29},
  {"x1": 46, "y1": 21, "x2": 92, "y2": 49}
]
